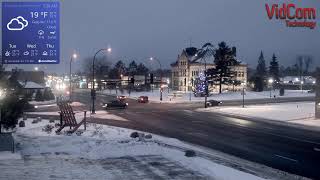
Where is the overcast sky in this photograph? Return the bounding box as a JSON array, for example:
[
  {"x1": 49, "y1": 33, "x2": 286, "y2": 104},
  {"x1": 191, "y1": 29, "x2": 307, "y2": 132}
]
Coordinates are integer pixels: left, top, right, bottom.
[{"x1": 1, "y1": 0, "x2": 319, "y2": 74}]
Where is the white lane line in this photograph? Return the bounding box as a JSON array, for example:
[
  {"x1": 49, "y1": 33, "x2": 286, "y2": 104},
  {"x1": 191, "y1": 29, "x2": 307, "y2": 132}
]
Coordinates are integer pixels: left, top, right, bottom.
[
  {"x1": 187, "y1": 132, "x2": 209, "y2": 137},
  {"x1": 191, "y1": 120, "x2": 204, "y2": 123},
  {"x1": 275, "y1": 154, "x2": 298, "y2": 162},
  {"x1": 314, "y1": 147, "x2": 320, "y2": 152},
  {"x1": 183, "y1": 110, "x2": 193, "y2": 113}
]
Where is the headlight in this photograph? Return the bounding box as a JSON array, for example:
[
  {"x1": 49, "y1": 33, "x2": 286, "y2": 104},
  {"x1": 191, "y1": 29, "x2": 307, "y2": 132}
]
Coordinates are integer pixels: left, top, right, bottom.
[{"x1": 126, "y1": 103, "x2": 128, "y2": 106}]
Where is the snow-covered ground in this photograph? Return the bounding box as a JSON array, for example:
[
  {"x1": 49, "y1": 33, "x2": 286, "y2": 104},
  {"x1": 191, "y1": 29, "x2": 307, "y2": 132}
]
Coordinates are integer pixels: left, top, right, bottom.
[
  {"x1": 32, "y1": 101, "x2": 85, "y2": 109},
  {"x1": 0, "y1": 119, "x2": 272, "y2": 180},
  {"x1": 29, "y1": 99, "x2": 56, "y2": 105},
  {"x1": 88, "y1": 89, "x2": 314, "y2": 103},
  {"x1": 197, "y1": 102, "x2": 320, "y2": 128}
]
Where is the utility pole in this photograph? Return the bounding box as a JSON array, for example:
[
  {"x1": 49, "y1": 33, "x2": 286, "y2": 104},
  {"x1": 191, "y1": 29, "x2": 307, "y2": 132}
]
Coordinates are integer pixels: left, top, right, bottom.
[{"x1": 242, "y1": 86, "x2": 245, "y2": 108}]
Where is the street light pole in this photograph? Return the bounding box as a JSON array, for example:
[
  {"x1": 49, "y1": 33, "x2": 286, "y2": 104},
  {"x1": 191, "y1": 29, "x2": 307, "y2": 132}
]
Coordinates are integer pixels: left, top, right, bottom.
[
  {"x1": 241, "y1": 82, "x2": 245, "y2": 108},
  {"x1": 92, "y1": 48, "x2": 111, "y2": 114},
  {"x1": 150, "y1": 57, "x2": 162, "y2": 101},
  {"x1": 69, "y1": 53, "x2": 77, "y2": 102},
  {"x1": 268, "y1": 78, "x2": 274, "y2": 98}
]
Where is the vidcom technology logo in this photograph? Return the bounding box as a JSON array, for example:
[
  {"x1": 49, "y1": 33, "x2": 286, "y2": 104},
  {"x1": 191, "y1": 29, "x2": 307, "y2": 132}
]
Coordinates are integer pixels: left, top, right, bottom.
[{"x1": 265, "y1": 3, "x2": 317, "y2": 29}]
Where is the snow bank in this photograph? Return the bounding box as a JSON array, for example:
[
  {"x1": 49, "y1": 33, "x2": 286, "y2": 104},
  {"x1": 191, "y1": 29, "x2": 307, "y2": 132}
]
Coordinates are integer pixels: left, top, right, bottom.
[
  {"x1": 0, "y1": 151, "x2": 21, "y2": 160},
  {"x1": 10, "y1": 119, "x2": 266, "y2": 180},
  {"x1": 198, "y1": 102, "x2": 319, "y2": 128}
]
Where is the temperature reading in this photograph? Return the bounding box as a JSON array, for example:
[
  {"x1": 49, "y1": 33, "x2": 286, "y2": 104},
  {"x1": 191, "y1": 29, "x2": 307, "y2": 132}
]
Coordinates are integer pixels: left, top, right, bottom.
[{"x1": 30, "y1": 11, "x2": 48, "y2": 19}]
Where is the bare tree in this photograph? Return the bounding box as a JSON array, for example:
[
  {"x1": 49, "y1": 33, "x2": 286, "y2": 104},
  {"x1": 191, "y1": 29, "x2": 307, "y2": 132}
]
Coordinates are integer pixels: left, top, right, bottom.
[
  {"x1": 304, "y1": 56, "x2": 313, "y2": 75},
  {"x1": 81, "y1": 56, "x2": 112, "y2": 77}
]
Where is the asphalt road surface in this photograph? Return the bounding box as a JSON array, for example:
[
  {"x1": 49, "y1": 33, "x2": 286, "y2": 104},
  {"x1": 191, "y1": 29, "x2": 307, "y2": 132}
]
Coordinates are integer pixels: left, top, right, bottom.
[{"x1": 51, "y1": 92, "x2": 320, "y2": 179}]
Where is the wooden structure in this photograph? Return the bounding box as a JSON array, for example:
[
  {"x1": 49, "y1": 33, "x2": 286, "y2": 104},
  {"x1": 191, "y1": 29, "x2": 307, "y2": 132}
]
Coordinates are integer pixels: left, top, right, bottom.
[{"x1": 56, "y1": 101, "x2": 87, "y2": 133}]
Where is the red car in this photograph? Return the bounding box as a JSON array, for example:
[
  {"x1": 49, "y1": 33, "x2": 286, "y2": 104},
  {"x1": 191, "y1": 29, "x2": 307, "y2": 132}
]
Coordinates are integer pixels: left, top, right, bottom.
[{"x1": 138, "y1": 96, "x2": 149, "y2": 103}]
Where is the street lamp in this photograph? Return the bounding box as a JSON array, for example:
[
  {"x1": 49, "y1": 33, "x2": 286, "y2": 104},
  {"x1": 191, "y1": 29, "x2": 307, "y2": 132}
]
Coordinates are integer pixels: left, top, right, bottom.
[
  {"x1": 150, "y1": 57, "x2": 163, "y2": 101},
  {"x1": 92, "y1": 48, "x2": 112, "y2": 114},
  {"x1": 69, "y1": 52, "x2": 77, "y2": 102},
  {"x1": 268, "y1": 78, "x2": 274, "y2": 98},
  {"x1": 34, "y1": 67, "x2": 39, "y2": 71},
  {"x1": 241, "y1": 82, "x2": 246, "y2": 108}
]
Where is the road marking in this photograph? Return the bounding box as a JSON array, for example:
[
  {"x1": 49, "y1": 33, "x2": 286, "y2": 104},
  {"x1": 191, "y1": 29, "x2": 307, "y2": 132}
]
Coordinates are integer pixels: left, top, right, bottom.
[
  {"x1": 314, "y1": 147, "x2": 320, "y2": 152},
  {"x1": 275, "y1": 155, "x2": 298, "y2": 162},
  {"x1": 187, "y1": 132, "x2": 209, "y2": 137},
  {"x1": 214, "y1": 115, "x2": 320, "y2": 146},
  {"x1": 183, "y1": 110, "x2": 193, "y2": 113},
  {"x1": 191, "y1": 120, "x2": 204, "y2": 123}
]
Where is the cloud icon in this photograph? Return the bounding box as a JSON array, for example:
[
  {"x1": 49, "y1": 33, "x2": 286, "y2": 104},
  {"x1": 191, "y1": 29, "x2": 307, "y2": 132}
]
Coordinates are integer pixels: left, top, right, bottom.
[{"x1": 7, "y1": 16, "x2": 28, "y2": 31}]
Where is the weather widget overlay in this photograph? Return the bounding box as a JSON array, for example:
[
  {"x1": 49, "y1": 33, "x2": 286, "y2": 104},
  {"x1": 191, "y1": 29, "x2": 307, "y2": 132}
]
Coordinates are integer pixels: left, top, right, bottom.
[{"x1": 2, "y1": 2, "x2": 60, "y2": 64}]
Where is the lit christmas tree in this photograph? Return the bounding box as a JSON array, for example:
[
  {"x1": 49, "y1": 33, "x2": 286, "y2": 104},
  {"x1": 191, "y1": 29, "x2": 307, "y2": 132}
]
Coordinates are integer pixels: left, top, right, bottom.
[{"x1": 194, "y1": 72, "x2": 206, "y2": 97}]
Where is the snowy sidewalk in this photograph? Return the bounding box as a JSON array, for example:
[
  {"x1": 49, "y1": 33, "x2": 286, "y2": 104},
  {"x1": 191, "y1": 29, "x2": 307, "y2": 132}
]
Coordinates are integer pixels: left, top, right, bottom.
[
  {"x1": 0, "y1": 155, "x2": 208, "y2": 180},
  {"x1": 0, "y1": 119, "x2": 270, "y2": 180}
]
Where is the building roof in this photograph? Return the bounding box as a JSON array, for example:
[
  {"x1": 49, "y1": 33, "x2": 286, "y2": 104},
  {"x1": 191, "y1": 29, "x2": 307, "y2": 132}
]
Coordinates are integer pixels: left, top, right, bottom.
[{"x1": 19, "y1": 81, "x2": 45, "y2": 89}]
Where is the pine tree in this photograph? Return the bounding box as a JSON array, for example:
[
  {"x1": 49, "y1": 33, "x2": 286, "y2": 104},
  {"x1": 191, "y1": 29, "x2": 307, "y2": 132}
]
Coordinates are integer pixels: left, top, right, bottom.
[
  {"x1": 128, "y1": 60, "x2": 138, "y2": 76},
  {"x1": 256, "y1": 51, "x2": 267, "y2": 79},
  {"x1": 207, "y1": 42, "x2": 239, "y2": 94},
  {"x1": 43, "y1": 88, "x2": 55, "y2": 100},
  {"x1": 254, "y1": 51, "x2": 267, "y2": 91},
  {"x1": 35, "y1": 89, "x2": 44, "y2": 101},
  {"x1": 136, "y1": 63, "x2": 149, "y2": 75},
  {"x1": 108, "y1": 60, "x2": 127, "y2": 79},
  {"x1": 269, "y1": 53, "x2": 280, "y2": 82},
  {"x1": 193, "y1": 72, "x2": 206, "y2": 97}
]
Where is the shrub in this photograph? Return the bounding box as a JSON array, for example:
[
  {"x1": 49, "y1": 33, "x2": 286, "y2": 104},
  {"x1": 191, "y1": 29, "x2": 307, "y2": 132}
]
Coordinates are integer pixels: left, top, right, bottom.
[
  {"x1": 185, "y1": 150, "x2": 196, "y2": 157},
  {"x1": 1, "y1": 95, "x2": 33, "y2": 130},
  {"x1": 145, "y1": 134, "x2": 152, "y2": 139},
  {"x1": 130, "y1": 132, "x2": 139, "y2": 138},
  {"x1": 42, "y1": 124, "x2": 54, "y2": 133},
  {"x1": 19, "y1": 121, "x2": 25, "y2": 127},
  {"x1": 35, "y1": 89, "x2": 44, "y2": 101},
  {"x1": 43, "y1": 88, "x2": 55, "y2": 101}
]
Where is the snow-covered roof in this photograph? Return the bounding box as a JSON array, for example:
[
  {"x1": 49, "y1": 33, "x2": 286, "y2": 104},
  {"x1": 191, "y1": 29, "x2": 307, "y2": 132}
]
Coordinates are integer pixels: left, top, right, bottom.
[{"x1": 19, "y1": 81, "x2": 45, "y2": 89}]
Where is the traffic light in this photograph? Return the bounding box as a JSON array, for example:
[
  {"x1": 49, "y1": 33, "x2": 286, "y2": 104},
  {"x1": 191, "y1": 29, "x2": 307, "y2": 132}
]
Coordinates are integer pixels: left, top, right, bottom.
[
  {"x1": 130, "y1": 77, "x2": 134, "y2": 84},
  {"x1": 150, "y1": 74, "x2": 154, "y2": 84}
]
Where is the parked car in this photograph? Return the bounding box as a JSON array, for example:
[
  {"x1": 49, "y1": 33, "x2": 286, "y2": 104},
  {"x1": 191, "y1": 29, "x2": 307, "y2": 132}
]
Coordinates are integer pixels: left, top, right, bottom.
[
  {"x1": 206, "y1": 100, "x2": 222, "y2": 107},
  {"x1": 102, "y1": 100, "x2": 128, "y2": 109},
  {"x1": 138, "y1": 96, "x2": 149, "y2": 103},
  {"x1": 117, "y1": 95, "x2": 127, "y2": 101}
]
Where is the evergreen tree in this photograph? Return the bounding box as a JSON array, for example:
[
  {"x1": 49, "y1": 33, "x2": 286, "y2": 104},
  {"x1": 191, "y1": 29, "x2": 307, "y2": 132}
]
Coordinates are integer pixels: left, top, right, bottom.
[
  {"x1": 193, "y1": 72, "x2": 206, "y2": 97},
  {"x1": 253, "y1": 76, "x2": 264, "y2": 92},
  {"x1": 256, "y1": 51, "x2": 267, "y2": 79},
  {"x1": 254, "y1": 51, "x2": 267, "y2": 91},
  {"x1": 108, "y1": 60, "x2": 127, "y2": 79},
  {"x1": 1, "y1": 93, "x2": 34, "y2": 130},
  {"x1": 269, "y1": 53, "x2": 280, "y2": 82},
  {"x1": 136, "y1": 63, "x2": 149, "y2": 75},
  {"x1": 128, "y1": 60, "x2": 138, "y2": 76},
  {"x1": 206, "y1": 42, "x2": 239, "y2": 93},
  {"x1": 43, "y1": 88, "x2": 55, "y2": 100},
  {"x1": 7, "y1": 70, "x2": 22, "y2": 93},
  {"x1": 35, "y1": 89, "x2": 44, "y2": 101}
]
